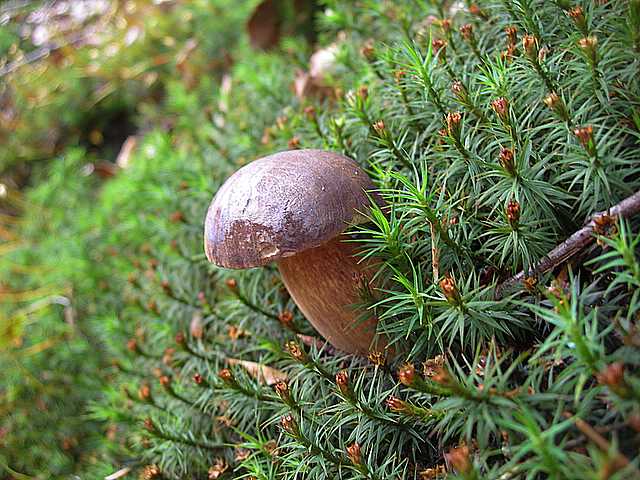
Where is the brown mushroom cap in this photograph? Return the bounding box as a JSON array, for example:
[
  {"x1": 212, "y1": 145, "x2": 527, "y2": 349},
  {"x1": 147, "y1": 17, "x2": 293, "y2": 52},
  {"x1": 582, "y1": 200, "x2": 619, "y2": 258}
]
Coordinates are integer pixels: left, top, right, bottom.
[{"x1": 204, "y1": 149, "x2": 375, "y2": 269}]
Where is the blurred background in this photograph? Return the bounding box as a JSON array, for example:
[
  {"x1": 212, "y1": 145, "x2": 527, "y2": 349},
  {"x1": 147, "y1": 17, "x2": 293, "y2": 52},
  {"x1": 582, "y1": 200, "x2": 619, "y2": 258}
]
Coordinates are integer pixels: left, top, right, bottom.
[
  {"x1": 0, "y1": 1, "x2": 320, "y2": 477},
  {"x1": 4, "y1": 1, "x2": 640, "y2": 479}
]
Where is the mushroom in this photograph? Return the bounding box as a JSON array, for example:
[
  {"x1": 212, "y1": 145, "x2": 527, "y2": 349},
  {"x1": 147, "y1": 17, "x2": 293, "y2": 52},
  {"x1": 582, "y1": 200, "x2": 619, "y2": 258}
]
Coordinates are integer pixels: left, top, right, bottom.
[{"x1": 203, "y1": 149, "x2": 381, "y2": 355}]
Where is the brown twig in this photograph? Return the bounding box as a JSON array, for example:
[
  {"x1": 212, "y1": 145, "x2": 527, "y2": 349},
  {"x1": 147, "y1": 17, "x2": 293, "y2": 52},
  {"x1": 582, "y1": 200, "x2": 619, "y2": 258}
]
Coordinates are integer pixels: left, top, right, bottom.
[
  {"x1": 495, "y1": 190, "x2": 640, "y2": 298},
  {"x1": 562, "y1": 412, "x2": 637, "y2": 474},
  {"x1": 564, "y1": 421, "x2": 628, "y2": 449}
]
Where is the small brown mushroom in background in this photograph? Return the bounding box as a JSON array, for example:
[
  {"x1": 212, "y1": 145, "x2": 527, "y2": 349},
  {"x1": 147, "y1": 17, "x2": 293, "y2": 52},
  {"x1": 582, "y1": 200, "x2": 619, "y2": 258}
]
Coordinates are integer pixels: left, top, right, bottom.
[{"x1": 204, "y1": 149, "x2": 381, "y2": 355}]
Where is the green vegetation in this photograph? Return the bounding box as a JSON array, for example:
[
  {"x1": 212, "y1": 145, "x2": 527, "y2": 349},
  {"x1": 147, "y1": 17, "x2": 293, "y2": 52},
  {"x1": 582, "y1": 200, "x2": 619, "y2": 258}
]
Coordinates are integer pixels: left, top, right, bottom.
[{"x1": 1, "y1": 1, "x2": 640, "y2": 478}]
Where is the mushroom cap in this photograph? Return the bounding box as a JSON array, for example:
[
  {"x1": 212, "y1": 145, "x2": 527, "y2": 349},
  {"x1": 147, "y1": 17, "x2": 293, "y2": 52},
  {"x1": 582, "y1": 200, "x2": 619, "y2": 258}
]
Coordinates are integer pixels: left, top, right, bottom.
[{"x1": 204, "y1": 149, "x2": 376, "y2": 269}]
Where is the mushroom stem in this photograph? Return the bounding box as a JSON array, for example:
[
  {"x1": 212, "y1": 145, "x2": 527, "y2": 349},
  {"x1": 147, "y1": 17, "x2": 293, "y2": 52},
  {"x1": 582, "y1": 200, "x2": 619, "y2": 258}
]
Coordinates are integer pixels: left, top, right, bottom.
[{"x1": 277, "y1": 237, "x2": 379, "y2": 355}]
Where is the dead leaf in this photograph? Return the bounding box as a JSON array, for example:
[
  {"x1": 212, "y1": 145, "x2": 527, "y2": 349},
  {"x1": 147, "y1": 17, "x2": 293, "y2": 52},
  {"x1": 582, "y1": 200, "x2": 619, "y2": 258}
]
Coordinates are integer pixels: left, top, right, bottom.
[
  {"x1": 293, "y1": 69, "x2": 313, "y2": 99},
  {"x1": 93, "y1": 161, "x2": 118, "y2": 179},
  {"x1": 116, "y1": 136, "x2": 137, "y2": 169},
  {"x1": 309, "y1": 43, "x2": 339, "y2": 83},
  {"x1": 246, "y1": 0, "x2": 281, "y2": 50},
  {"x1": 218, "y1": 73, "x2": 232, "y2": 113},
  {"x1": 190, "y1": 312, "x2": 204, "y2": 339},
  {"x1": 292, "y1": 68, "x2": 334, "y2": 101},
  {"x1": 292, "y1": 42, "x2": 340, "y2": 100},
  {"x1": 227, "y1": 358, "x2": 287, "y2": 385},
  {"x1": 176, "y1": 38, "x2": 199, "y2": 88}
]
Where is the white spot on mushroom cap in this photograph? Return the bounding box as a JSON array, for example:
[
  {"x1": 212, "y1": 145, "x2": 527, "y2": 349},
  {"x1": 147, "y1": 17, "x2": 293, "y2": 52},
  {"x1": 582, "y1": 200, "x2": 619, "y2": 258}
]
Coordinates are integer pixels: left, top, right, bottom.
[{"x1": 258, "y1": 244, "x2": 280, "y2": 259}]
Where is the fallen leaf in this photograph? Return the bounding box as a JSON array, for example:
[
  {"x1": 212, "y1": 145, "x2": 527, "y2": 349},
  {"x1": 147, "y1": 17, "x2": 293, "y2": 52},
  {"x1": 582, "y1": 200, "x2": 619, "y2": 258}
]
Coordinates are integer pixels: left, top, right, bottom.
[
  {"x1": 227, "y1": 358, "x2": 287, "y2": 385},
  {"x1": 246, "y1": 0, "x2": 281, "y2": 50},
  {"x1": 309, "y1": 43, "x2": 339, "y2": 83},
  {"x1": 93, "y1": 161, "x2": 118, "y2": 179},
  {"x1": 292, "y1": 68, "x2": 334, "y2": 100},
  {"x1": 116, "y1": 136, "x2": 137, "y2": 169}
]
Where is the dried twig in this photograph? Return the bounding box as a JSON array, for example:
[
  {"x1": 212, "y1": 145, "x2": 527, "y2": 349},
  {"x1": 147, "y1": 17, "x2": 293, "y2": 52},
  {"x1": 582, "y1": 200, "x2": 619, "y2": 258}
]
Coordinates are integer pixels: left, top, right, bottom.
[
  {"x1": 105, "y1": 467, "x2": 132, "y2": 480},
  {"x1": 564, "y1": 422, "x2": 628, "y2": 449},
  {"x1": 496, "y1": 190, "x2": 640, "y2": 298},
  {"x1": 563, "y1": 412, "x2": 637, "y2": 474}
]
